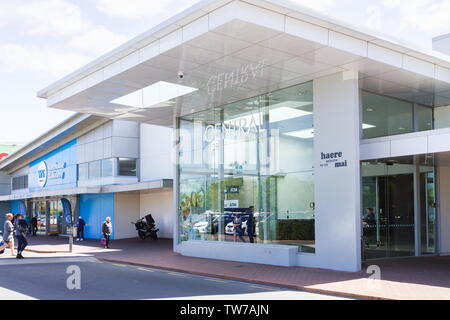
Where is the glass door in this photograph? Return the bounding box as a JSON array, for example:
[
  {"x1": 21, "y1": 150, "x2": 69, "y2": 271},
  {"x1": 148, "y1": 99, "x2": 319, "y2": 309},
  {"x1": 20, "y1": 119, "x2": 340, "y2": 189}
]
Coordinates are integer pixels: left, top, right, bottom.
[
  {"x1": 362, "y1": 158, "x2": 416, "y2": 259},
  {"x1": 385, "y1": 171, "x2": 415, "y2": 257},
  {"x1": 34, "y1": 201, "x2": 47, "y2": 235}
]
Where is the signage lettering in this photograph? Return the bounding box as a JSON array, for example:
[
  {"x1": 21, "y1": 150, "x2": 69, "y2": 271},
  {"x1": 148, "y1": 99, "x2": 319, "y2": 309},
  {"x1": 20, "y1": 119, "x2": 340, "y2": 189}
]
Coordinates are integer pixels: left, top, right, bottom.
[{"x1": 320, "y1": 152, "x2": 348, "y2": 168}]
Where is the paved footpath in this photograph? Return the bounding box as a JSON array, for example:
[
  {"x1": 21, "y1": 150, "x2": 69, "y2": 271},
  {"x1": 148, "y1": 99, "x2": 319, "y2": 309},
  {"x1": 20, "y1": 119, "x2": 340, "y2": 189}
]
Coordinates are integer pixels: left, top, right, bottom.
[
  {"x1": 0, "y1": 251, "x2": 348, "y2": 300},
  {"x1": 20, "y1": 237, "x2": 450, "y2": 300}
]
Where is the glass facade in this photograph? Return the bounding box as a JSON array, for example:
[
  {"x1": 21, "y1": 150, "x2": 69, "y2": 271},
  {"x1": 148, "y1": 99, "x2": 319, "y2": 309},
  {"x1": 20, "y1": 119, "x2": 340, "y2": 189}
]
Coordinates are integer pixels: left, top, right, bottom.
[
  {"x1": 78, "y1": 158, "x2": 136, "y2": 181},
  {"x1": 177, "y1": 82, "x2": 315, "y2": 253},
  {"x1": 30, "y1": 196, "x2": 77, "y2": 236},
  {"x1": 362, "y1": 91, "x2": 433, "y2": 139}
]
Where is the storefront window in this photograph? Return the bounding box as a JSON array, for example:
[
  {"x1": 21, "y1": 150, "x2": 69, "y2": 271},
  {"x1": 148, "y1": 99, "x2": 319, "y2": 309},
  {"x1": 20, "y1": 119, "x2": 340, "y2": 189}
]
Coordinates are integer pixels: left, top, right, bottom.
[
  {"x1": 362, "y1": 91, "x2": 434, "y2": 139},
  {"x1": 118, "y1": 158, "x2": 137, "y2": 176},
  {"x1": 178, "y1": 82, "x2": 315, "y2": 253},
  {"x1": 362, "y1": 91, "x2": 413, "y2": 139},
  {"x1": 12, "y1": 175, "x2": 28, "y2": 190},
  {"x1": 415, "y1": 104, "x2": 433, "y2": 132},
  {"x1": 89, "y1": 160, "x2": 101, "y2": 179},
  {"x1": 101, "y1": 159, "x2": 114, "y2": 177},
  {"x1": 78, "y1": 163, "x2": 88, "y2": 181}
]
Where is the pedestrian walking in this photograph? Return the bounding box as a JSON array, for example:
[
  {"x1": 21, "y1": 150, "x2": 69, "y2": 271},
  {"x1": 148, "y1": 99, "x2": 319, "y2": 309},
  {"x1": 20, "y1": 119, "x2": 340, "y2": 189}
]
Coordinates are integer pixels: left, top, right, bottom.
[
  {"x1": 76, "y1": 216, "x2": 86, "y2": 241},
  {"x1": 102, "y1": 217, "x2": 113, "y2": 249},
  {"x1": 233, "y1": 213, "x2": 246, "y2": 243},
  {"x1": 0, "y1": 213, "x2": 15, "y2": 256},
  {"x1": 14, "y1": 214, "x2": 28, "y2": 259}
]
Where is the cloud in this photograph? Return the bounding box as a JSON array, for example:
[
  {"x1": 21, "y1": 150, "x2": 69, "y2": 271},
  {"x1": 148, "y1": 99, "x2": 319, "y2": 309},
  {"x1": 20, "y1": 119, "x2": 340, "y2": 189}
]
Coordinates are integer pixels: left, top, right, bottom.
[
  {"x1": 69, "y1": 26, "x2": 129, "y2": 55},
  {"x1": 381, "y1": 0, "x2": 450, "y2": 34},
  {"x1": 291, "y1": 0, "x2": 335, "y2": 11},
  {"x1": 97, "y1": 0, "x2": 200, "y2": 19},
  {"x1": 97, "y1": 0, "x2": 172, "y2": 18},
  {"x1": 0, "y1": 44, "x2": 89, "y2": 76},
  {"x1": 0, "y1": 0, "x2": 89, "y2": 36}
]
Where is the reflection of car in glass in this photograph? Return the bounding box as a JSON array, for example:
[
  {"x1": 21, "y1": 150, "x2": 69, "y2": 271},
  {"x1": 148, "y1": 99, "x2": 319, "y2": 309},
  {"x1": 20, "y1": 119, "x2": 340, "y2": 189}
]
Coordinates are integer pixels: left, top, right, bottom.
[
  {"x1": 193, "y1": 221, "x2": 209, "y2": 234},
  {"x1": 225, "y1": 220, "x2": 248, "y2": 235}
]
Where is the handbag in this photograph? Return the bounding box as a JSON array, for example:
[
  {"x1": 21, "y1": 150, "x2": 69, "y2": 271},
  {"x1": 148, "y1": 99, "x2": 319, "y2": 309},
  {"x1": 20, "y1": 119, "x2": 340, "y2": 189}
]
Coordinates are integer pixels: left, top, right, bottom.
[{"x1": 100, "y1": 238, "x2": 107, "y2": 246}]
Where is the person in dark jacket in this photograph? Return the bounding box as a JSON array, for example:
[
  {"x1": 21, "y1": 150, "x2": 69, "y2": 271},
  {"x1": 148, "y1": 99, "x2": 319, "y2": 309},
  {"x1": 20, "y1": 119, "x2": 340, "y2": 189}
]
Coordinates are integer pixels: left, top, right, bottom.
[
  {"x1": 246, "y1": 206, "x2": 255, "y2": 243},
  {"x1": 31, "y1": 216, "x2": 38, "y2": 236},
  {"x1": 14, "y1": 214, "x2": 28, "y2": 259},
  {"x1": 102, "y1": 217, "x2": 113, "y2": 249},
  {"x1": 76, "y1": 216, "x2": 86, "y2": 241}
]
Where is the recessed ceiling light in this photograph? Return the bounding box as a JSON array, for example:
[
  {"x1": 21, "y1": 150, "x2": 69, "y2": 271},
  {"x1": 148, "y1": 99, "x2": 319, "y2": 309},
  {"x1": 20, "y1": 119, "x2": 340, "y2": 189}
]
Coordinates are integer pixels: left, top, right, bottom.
[
  {"x1": 111, "y1": 81, "x2": 198, "y2": 109},
  {"x1": 284, "y1": 129, "x2": 314, "y2": 139},
  {"x1": 366, "y1": 108, "x2": 374, "y2": 112},
  {"x1": 362, "y1": 123, "x2": 376, "y2": 129}
]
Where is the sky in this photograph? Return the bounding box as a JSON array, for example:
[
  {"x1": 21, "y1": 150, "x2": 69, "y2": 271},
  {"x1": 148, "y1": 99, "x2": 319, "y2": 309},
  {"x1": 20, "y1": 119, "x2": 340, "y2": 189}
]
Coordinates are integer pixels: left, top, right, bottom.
[{"x1": 0, "y1": 0, "x2": 450, "y2": 144}]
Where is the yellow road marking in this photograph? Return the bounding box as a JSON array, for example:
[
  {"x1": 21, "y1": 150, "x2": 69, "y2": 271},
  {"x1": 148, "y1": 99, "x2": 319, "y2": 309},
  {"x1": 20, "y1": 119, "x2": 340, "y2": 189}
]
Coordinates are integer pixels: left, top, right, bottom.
[
  {"x1": 168, "y1": 272, "x2": 188, "y2": 277},
  {"x1": 137, "y1": 267, "x2": 155, "y2": 272},
  {"x1": 112, "y1": 263, "x2": 128, "y2": 268},
  {"x1": 204, "y1": 278, "x2": 228, "y2": 283},
  {"x1": 250, "y1": 285, "x2": 279, "y2": 291}
]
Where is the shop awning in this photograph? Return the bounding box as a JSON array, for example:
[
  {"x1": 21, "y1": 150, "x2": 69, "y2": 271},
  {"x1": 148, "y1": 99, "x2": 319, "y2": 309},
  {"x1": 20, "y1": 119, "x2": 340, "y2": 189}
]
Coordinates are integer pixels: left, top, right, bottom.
[
  {"x1": 0, "y1": 187, "x2": 101, "y2": 201},
  {"x1": 0, "y1": 179, "x2": 173, "y2": 202},
  {"x1": 37, "y1": 0, "x2": 450, "y2": 126}
]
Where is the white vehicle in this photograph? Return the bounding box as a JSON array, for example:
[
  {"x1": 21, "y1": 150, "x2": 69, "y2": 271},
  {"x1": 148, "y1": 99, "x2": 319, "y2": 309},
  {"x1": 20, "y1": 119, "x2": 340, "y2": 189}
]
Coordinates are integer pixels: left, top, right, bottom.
[
  {"x1": 193, "y1": 221, "x2": 209, "y2": 234},
  {"x1": 225, "y1": 220, "x2": 248, "y2": 235}
]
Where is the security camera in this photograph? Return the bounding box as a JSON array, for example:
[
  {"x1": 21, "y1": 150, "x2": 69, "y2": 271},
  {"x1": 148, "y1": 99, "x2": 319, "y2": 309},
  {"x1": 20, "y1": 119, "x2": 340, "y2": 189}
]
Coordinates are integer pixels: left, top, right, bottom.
[{"x1": 177, "y1": 71, "x2": 184, "y2": 79}]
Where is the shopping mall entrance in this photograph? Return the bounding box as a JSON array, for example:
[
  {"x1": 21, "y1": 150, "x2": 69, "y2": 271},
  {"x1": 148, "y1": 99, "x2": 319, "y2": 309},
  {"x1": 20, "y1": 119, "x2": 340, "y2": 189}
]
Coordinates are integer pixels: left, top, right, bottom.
[
  {"x1": 361, "y1": 155, "x2": 437, "y2": 260},
  {"x1": 29, "y1": 196, "x2": 77, "y2": 236}
]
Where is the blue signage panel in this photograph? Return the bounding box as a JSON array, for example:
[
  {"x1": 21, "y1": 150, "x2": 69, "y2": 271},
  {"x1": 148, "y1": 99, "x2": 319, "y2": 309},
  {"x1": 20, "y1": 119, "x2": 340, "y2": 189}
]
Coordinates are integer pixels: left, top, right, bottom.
[
  {"x1": 28, "y1": 140, "x2": 77, "y2": 192},
  {"x1": 61, "y1": 198, "x2": 73, "y2": 226}
]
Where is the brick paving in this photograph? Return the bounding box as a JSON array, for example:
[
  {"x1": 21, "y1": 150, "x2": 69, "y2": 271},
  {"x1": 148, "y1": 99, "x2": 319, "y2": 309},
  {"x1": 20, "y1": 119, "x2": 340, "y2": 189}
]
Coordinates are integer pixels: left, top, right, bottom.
[{"x1": 22, "y1": 236, "x2": 450, "y2": 300}]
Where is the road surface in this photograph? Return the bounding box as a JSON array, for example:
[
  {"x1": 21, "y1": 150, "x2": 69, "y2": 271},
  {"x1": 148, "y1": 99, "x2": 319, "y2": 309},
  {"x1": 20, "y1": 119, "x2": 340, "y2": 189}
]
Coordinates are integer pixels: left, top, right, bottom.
[{"x1": 0, "y1": 252, "x2": 349, "y2": 300}]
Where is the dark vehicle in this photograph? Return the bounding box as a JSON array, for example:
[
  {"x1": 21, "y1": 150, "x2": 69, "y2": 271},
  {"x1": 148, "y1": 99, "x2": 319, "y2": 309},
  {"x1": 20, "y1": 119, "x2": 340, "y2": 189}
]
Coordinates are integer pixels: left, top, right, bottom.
[{"x1": 132, "y1": 214, "x2": 159, "y2": 240}]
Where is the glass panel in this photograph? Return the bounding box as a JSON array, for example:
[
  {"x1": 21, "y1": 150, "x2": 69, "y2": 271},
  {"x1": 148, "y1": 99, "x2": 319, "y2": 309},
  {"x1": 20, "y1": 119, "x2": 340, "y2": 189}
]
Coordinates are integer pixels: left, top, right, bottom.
[
  {"x1": 78, "y1": 163, "x2": 89, "y2": 181},
  {"x1": 101, "y1": 159, "x2": 114, "y2": 177},
  {"x1": 420, "y1": 159, "x2": 437, "y2": 255},
  {"x1": 362, "y1": 158, "x2": 416, "y2": 259},
  {"x1": 362, "y1": 91, "x2": 413, "y2": 139},
  {"x1": 386, "y1": 165, "x2": 415, "y2": 257},
  {"x1": 118, "y1": 158, "x2": 137, "y2": 176},
  {"x1": 89, "y1": 160, "x2": 101, "y2": 179},
  {"x1": 12, "y1": 175, "x2": 28, "y2": 190},
  {"x1": 415, "y1": 104, "x2": 433, "y2": 132},
  {"x1": 178, "y1": 82, "x2": 315, "y2": 252},
  {"x1": 434, "y1": 105, "x2": 450, "y2": 129}
]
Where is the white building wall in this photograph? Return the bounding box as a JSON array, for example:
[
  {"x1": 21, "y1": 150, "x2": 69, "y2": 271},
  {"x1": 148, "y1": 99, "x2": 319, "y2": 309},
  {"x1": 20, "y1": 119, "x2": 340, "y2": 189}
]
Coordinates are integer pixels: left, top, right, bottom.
[
  {"x1": 0, "y1": 171, "x2": 11, "y2": 195},
  {"x1": 311, "y1": 71, "x2": 362, "y2": 272},
  {"x1": 114, "y1": 192, "x2": 140, "y2": 239},
  {"x1": 140, "y1": 190, "x2": 174, "y2": 239},
  {"x1": 77, "y1": 120, "x2": 139, "y2": 164},
  {"x1": 140, "y1": 124, "x2": 173, "y2": 181}
]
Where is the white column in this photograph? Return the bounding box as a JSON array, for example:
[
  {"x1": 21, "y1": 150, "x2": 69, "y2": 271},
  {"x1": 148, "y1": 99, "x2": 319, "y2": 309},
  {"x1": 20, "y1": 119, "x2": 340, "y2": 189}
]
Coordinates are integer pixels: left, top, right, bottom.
[{"x1": 313, "y1": 71, "x2": 362, "y2": 272}]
